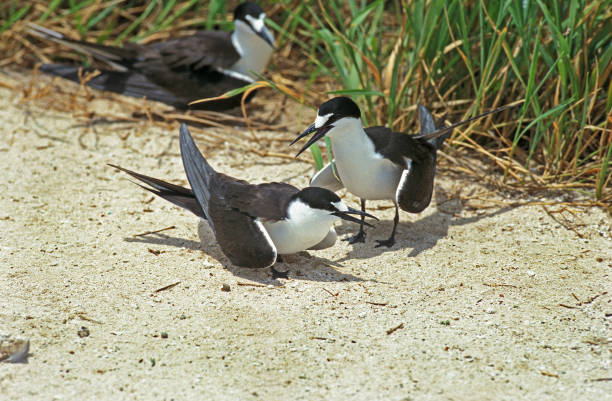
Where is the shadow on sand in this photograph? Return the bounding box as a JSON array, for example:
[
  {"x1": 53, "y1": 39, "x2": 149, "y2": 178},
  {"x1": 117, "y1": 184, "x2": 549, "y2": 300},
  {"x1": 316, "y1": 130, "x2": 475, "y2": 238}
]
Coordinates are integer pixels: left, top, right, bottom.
[
  {"x1": 335, "y1": 184, "x2": 515, "y2": 262},
  {"x1": 123, "y1": 184, "x2": 515, "y2": 283},
  {"x1": 124, "y1": 221, "x2": 364, "y2": 285}
]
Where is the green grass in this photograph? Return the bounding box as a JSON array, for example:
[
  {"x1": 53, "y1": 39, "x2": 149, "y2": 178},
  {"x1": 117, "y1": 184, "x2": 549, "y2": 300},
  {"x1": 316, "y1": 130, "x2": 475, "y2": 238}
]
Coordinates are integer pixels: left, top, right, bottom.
[
  {"x1": 1, "y1": 0, "x2": 610, "y2": 200},
  {"x1": 268, "y1": 0, "x2": 611, "y2": 199}
]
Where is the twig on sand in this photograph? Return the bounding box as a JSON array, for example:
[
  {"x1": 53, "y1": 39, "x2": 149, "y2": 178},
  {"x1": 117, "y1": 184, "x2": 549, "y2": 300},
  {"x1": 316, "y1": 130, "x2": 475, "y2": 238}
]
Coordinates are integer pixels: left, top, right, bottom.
[
  {"x1": 541, "y1": 370, "x2": 559, "y2": 378},
  {"x1": 154, "y1": 281, "x2": 180, "y2": 293},
  {"x1": 77, "y1": 312, "x2": 103, "y2": 325},
  {"x1": 560, "y1": 291, "x2": 606, "y2": 309},
  {"x1": 578, "y1": 292, "x2": 605, "y2": 306},
  {"x1": 236, "y1": 282, "x2": 267, "y2": 288},
  {"x1": 322, "y1": 288, "x2": 338, "y2": 297},
  {"x1": 541, "y1": 205, "x2": 585, "y2": 238},
  {"x1": 309, "y1": 336, "x2": 334, "y2": 341},
  {"x1": 133, "y1": 225, "x2": 175, "y2": 237},
  {"x1": 366, "y1": 301, "x2": 388, "y2": 306},
  {"x1": 483, "y1": 282, "x2": 518, "y2": 288},
  {"x1": 386, "y1": 323, "x2": 404, "y2": 335}
]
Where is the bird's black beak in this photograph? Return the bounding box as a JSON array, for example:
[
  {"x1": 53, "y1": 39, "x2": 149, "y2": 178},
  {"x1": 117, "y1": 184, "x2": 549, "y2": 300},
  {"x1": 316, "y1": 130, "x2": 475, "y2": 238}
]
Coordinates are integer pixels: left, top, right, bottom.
[
  {"x1": 291, "y1": 123, "x2": 333, "y2": 158},
  {"x1": 258, "y1": 25, "x2": 275, "y2": 48},
  {"x1": 332, "y1": 207, "x2": 378, "y2": 228}
]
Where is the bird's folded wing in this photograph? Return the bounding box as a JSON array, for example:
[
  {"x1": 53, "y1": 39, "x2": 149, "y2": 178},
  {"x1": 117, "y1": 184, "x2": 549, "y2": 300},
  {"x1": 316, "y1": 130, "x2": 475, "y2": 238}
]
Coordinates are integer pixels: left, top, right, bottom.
[
  {"x1": 207, "y1": 200, "x2": 278, "y2": 268},
  {"x1": 224, "y1": 182, "x2": 299, "y2": 221},
  {"x1": 376, "y1": 128, "x2": 438, "y2": 213},
  {"x1": 179, "y1": 124, "x2": 276, "y2": 268},
  {"x1": 395, "y1": 152, "x2": 437, "y2": 213},
  {"x1": 158, "y1": 31, "x2": 241, "y2": 70},
  {"x1": 310, "y1": 161, "x2": 344, "y2": 192}
]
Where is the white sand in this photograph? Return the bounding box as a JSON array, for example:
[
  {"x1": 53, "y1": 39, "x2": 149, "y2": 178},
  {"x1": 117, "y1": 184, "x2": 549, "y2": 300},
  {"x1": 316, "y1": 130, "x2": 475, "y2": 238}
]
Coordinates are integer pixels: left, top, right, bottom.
[{"x1": 0, "y1": 78, "x2": 610, "y2": 400}]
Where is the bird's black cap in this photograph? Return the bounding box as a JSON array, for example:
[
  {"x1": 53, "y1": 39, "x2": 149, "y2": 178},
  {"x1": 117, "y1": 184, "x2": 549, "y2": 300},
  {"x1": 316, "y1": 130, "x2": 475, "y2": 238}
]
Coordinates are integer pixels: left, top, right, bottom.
[
  {"x1": 291, "y1": 97, "x2": 362, "y2": 157},
  {"x1": 234, "y1": 2, "x2": 265, "y2": 22},
  {"x1": 294, "y1": 187, "x2": 378, "y2": 227},
  {"x1": 318, "y1": 96, "x2": 361, "y2": 119},
  {"x1": 294, "y1": 187, "x2": 341, "y2": 212}
]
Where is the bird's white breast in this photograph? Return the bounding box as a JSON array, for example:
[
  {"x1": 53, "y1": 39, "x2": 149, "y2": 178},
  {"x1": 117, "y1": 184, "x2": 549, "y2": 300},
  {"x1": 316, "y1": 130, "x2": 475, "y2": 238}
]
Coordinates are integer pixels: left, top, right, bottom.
[
  {"x1": 329, "y1": 121, "x2": 402, "y2": 201},
  {"x1": 230, "y1": 20, "x2": 274, "y2": 80},
  {"x1": 262, "y1": 200, "x2": 337, "y2": 254}
]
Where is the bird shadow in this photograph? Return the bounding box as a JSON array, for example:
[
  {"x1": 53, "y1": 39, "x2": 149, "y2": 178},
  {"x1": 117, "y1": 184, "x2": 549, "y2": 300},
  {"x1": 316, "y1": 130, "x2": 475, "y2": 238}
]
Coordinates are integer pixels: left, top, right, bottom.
[
  {"x1": 336, "y1": 184, "x2": 515, "y2": 261},
  {"x1": 124, "y1": 221, "x2": 364, "y2": 285}
]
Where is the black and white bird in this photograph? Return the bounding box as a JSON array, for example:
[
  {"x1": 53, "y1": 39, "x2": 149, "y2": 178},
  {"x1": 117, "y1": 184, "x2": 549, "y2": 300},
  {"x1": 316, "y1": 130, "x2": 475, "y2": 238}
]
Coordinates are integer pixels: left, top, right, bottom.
[
  {"x1": 29, "y1": 2, "x2": 274, "y2": 110},
  {"x1": 109, "y1": 124, "x2": 377, "y2": 271},
  {"x1": 292, "y1": 97, "x2": 513, "y2": 248}
]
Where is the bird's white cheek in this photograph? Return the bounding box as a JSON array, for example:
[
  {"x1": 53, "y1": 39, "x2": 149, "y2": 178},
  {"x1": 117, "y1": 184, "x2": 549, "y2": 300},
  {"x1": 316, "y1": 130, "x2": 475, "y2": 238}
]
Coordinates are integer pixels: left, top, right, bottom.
[
  {"x1": 331, "y1": 201, "x2": 347, "y2": 212},
  {"x1": 246, "y1": 14, "x2": 265, "y2": 32},
  {"x1": 314, "y1": 113, "x2": 332, "y2": 128}
]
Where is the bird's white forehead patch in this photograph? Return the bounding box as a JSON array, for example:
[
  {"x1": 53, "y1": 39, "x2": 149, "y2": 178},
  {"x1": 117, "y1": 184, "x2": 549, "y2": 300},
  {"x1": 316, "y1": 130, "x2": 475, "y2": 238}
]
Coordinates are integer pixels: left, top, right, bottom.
[
  {"x1": 246, "y1": 13, "x2": 266, "y2": 32},
  {"x1": 314, "y1": 113, "x2": 333, "y2": 128},
  {"x1": 332, "y1": 200, "x2": 347, "y2": 212}
]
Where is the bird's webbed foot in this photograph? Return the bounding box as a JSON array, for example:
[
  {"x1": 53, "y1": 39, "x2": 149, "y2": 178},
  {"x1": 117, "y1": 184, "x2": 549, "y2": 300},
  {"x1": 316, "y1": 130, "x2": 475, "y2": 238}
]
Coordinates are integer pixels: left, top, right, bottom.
[
  {"x1": 344, "y1": 230, "x2": 366, "y2": 244},
  {"x1": 374, "y1": 237, "x2": 395, "y2": 248},
  {"x1": 270, "y1": 265, "x2": 289, "y2": 279}
]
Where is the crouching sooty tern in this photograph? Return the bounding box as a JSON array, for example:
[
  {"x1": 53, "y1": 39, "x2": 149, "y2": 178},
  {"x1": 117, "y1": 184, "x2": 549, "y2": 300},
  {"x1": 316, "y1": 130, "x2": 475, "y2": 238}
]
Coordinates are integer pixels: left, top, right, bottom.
[
  {"x1": 109, "y1": 124, "x2": 377, "y2": 271},
  {"x1": 291, "y1": 97, "x2": 515, "y2": 248},
  {"x1": 29, "y1": 2, "x2": 274, "y2": 110}
]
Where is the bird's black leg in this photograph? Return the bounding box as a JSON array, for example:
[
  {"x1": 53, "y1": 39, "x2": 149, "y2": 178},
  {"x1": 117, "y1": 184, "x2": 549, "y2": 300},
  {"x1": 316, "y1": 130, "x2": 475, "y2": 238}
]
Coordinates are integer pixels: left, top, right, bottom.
[
  {"x1": 343, "y1": 198, "x2": 367, "y2": 244},
  {"x1": 375, "y1": 203, "x2": 399, "y2": 248},
  {"x1": 270, "y1": 256, "x2": 289, "y2": 279}
]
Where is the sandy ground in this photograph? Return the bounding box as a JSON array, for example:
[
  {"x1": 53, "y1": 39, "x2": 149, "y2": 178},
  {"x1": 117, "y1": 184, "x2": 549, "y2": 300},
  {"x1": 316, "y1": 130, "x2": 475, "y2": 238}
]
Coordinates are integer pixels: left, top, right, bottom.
[{"x1": 0, "y1": 76, "x2": 611, "y2": 400}]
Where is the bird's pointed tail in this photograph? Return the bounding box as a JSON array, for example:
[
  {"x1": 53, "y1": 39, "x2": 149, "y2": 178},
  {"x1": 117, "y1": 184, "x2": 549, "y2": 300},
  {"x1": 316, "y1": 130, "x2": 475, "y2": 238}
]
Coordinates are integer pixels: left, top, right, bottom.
[
  {"x1": 414, "y1": 102, "x2": 522, "y2": 146},
  {"x1": 108, "y1": 163, "x2": 205, "y2": 219},
  {"x1": 28, "y1": 23, "x2": 131, "y2": 72}
]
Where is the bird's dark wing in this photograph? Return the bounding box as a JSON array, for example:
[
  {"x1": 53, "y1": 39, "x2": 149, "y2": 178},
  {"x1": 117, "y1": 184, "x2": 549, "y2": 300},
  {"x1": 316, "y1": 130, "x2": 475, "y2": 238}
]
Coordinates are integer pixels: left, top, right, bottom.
[
  {"x1": 108, "y1": 164, "x2": 205, "y2": 218},
  {"x1": 364, "y1": 126, "x2": 394, "y2": 153},
  {"x1": 366, "y1": 126, "x2": 434, "y2": 167},
  {"x1": 224, "y1": 182, "x2": 299, "y2": 221},
  {"x1": 180, "y1": 124, "x2": 277, "y2": 268},
  {"x1": 40, "y1": 64, "x2": 186, "y2": 108},
  {"x1": 366, "y1": 126, "x2": 438, "y2": 213},
  {"x1": 152, "y1": 30, "x2": 240, "y2": 71},
  {"x1": 33, "y1": 24, "x2": 253, "y2": 109},
  {"x1": 394, "y1": 150, "x2": 437, "y2": 213},
  {"x1": 418, "y1": 104, "x2": 450, "y2": 149}
]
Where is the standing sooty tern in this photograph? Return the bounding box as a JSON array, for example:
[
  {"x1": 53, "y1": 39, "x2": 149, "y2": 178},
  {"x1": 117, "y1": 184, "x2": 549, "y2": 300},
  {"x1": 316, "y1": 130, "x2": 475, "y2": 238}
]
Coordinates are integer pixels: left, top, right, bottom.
[
  {"x1": 109, "y1": 124, "x2": 377, "y2": 270},
  {"x1": 292, "y1": 97, "x2": 514, "y2": 248},
  {"x1": 29, "y1": 2, "x2": 274, "y2": 110}
]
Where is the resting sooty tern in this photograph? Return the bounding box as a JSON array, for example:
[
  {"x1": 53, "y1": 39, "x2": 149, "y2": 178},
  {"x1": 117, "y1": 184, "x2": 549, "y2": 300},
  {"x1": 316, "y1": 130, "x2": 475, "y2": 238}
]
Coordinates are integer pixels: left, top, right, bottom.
[
  {"x1": 29, "y1": 2, "x2": 274, "y2": 110},
  {"x1": 292, "y1": 97, "x2": 513, "y2": 248},
  {"x1": 109, "y1": 124, "x2": 377, "y2": 270}
]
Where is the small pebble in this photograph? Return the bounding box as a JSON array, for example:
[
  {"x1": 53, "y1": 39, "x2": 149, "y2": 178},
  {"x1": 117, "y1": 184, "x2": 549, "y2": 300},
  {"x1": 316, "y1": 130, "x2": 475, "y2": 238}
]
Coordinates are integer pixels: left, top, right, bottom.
[
  {"x1": 526, "y1": 270, "x2": 536, "y2": 277},
  {"x1": 160, "y1": 332, "x2": 168, "y2": 339},
  {"x1": 221, "y1": 283, "x2": 231, "y2": 292},
  {"x1": 77, "y1": 326, "x2": 90, "y2": 338},
  {"x1": 485, "y1": 308, "x2": 496, "y2": 314}
]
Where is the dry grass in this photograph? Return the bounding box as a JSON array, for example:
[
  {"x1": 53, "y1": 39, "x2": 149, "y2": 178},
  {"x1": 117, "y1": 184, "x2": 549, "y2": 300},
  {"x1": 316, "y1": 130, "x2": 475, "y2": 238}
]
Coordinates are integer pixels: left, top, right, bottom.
[{"x1": 0, "y1": 0, "x2": 610, "y2": 204}]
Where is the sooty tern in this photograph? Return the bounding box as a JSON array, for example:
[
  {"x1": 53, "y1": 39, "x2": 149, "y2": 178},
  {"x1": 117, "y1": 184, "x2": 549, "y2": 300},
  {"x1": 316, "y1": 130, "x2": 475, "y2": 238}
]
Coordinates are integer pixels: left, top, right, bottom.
[
  {"x1": 29, "y1": 2, "x2": 274, "y2": 110},
  {"x1": 292, "y1": 97, "x2": 514, "y2": 248},
  {"x1": 109, "y1": 124, "x2": 377, "y2": 271}
]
